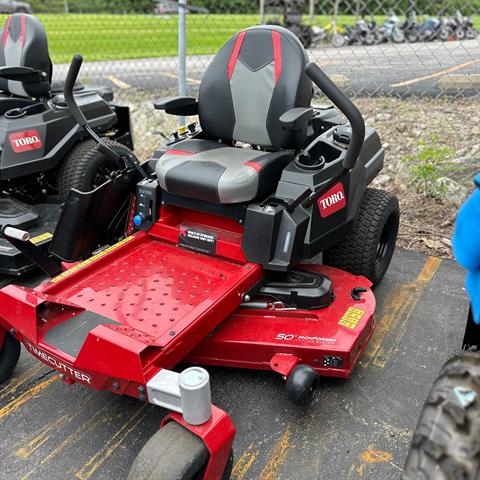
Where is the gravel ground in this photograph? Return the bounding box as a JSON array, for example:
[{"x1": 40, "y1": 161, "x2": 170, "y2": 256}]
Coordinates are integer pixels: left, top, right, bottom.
[
  {"x1": 115, "y1": 89, "x2": 480, "y2": 258},
  {"x1": 356, "y1": 97, "x2": 480, "y2": 258}
]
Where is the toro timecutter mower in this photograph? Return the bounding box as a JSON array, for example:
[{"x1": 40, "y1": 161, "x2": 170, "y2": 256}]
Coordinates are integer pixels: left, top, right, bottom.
[
  {"x1": 0, "y1": 25, "x2": 399, "y2": 479},
  {"x1": 0, "y1": 14, "x2": 135, "y2": 276}
]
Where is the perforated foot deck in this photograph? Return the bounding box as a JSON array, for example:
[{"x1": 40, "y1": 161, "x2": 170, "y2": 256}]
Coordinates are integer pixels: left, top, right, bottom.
[{"x1": 42, "y1": 237, "x2": 262, "y2": 353}]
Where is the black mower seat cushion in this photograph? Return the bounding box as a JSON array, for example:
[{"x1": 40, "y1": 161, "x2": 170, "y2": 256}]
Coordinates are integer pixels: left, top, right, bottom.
[{"x1": 155, "y1": 138, "x2": 293, "y2": 204}]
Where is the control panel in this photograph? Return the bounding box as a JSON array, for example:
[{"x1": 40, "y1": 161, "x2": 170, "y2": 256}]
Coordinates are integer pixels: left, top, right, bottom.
[
  {"x1": 166, "y1": 122, "x2": 201, "y2": 145},
  {"x1": 133, "y1": 178, "x2": 161, "y2": 232}
]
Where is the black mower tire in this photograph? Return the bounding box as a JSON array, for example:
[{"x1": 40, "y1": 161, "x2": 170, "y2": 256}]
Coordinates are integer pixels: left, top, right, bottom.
[
  {"x1": 286, "y1": 364, "x2": 320, "y2": 407},
  {"x1": 402, "y1": 351, "x2": 480, "y2": 480},
  {"x1": 0, "y1": 332, "x2": 21, "y2": 384},
  {"x1": 322, "y1": 188, "x2": 399, "y2": 286},
  {"x1": 128, "y1": 421, "x2": 233, "y2": 480},
  {"x1": 56, "y1": 139, "x2": 134, "y2": 201}
]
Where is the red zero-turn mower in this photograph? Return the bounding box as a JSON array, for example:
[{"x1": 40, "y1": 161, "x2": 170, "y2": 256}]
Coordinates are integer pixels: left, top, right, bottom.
[{"x1": 0, "y1": 26, "x2": 399, "y2": 479}]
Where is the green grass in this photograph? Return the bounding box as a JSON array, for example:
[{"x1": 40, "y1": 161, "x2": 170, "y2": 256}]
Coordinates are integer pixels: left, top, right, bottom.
[
  {"x1": 0, "y1": 13, "x2": 478, "y2": 64},
  {"x1": 0, "y1": 13, "x2": 263, "y2": 63}
]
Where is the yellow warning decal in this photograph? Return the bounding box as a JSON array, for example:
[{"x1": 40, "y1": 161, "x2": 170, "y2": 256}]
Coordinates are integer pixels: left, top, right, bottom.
[
  {"x1": 30, "y1": 232, "x2": 53, "y2": 244},
  {"x1": 338, "y1": 307, "x2": 365, "y2": 330},
  {"x1": 50, "y1": 235, "x2": 136, "y2": 284}
]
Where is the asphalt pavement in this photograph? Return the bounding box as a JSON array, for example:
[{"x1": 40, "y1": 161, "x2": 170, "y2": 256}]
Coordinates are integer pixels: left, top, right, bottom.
[
  {"x1": 52, "y1": 39, "x2": 480, "y2": 97},
  {"x1": 0, "y1": 248, "x2": 469, "y2": 479}
]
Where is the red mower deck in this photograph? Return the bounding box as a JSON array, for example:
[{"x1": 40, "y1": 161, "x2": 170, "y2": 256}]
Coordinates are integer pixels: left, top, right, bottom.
[{"x1": 188, "y1": 265, "x2": 375, "y2": 378}]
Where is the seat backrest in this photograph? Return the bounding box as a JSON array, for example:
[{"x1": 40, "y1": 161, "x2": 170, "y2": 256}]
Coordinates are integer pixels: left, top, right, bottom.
[
  {"x1": 0, "y1": 14, "x2": 51, "y2": 98},
  {"x1": 198, "y1": 25, "x2": 313, "y2": 150}
]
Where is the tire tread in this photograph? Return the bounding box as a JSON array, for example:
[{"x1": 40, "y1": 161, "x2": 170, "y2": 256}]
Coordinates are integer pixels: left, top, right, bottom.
[
  {"x1": 402, "y1": 351, "x2": 480, "y2": 480},
  {"x1": 323, "y1": 188, "x2": 399, "y2": 285}
]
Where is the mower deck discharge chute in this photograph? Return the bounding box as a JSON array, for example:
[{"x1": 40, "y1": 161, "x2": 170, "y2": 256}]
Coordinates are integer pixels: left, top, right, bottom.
[
  {"x1": 0, "y1": 25, "x2": 399, "y2": 480},
  {"x1": 0, "y1": 14, "x2": 135, "y2": 276}
]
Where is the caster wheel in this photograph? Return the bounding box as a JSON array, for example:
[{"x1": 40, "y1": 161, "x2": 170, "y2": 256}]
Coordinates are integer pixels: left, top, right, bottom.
[
  {"x1": 285, "y1": 364, "x2": 320, "y2": 407},
  {"x1": 128, "y1": 421, "x2": 233, "y2": 480},
  {"x1": 0, "y1": 331, "x2": 21, "y2": 384}
]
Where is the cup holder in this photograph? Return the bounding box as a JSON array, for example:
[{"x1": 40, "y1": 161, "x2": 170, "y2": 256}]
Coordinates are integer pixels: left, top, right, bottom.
[
  {"x1": 295, "y1": 152, "x2": 325, "y2": 170},
  {"x1": 5, "y1": 108, "x2": 27, "y2": 119}
]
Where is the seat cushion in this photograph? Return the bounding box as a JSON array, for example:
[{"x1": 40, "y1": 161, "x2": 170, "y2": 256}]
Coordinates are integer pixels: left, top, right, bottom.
[{"x1": 156, "y1": 138, "x2": 293, "y2": 204}]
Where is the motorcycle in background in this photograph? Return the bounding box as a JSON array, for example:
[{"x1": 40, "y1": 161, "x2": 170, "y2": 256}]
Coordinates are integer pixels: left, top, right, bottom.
[{"x1": 376, "y1": 11, "x2": 405, "y2": 43}]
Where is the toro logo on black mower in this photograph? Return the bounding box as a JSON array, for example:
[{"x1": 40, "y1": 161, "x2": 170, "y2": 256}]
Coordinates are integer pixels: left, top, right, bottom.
[
  {"x1": 317, "y1": 182, "x2": 347, "y2": 218},
  {"x1": 9, "y1": 130, "x2": 43, "y2": 153}
]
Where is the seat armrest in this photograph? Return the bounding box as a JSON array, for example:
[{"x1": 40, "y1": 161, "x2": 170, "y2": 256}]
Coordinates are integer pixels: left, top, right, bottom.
[
  {"x1": 0, "y1": 66, "x2": 47, "y2": 83},
  {"x1": 279, "y1": 107, "x2": 314, "y2": 131},
  {"x1": 154, "y1": 96, "x2": 198, "y2": 116}
]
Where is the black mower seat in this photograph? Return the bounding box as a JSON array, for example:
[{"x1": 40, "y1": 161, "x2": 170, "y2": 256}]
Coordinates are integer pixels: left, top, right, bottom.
[
  {"x1": 0, "y1": 13, "x2": 52, "y2": 98},
  {"x1": 157, "y1": 138, "x2": 293, "y2": 204},
  {"x1": 155, "y1": 25, "x2": 313, "y2": 204}
]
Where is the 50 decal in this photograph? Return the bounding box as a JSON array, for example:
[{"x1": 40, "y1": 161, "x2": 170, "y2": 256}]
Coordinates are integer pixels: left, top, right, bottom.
[{"x1": 275, "y1": 333, "x2": 337, "y2": 344}]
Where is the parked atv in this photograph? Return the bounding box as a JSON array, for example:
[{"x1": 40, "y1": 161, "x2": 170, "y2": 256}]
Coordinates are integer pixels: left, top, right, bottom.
[
  {"x1": 0, "y1": 14, "x2": 136, "y2": 276},
  {"x1": 402, "y1": 176, "x2": 480, "y2": 480}
]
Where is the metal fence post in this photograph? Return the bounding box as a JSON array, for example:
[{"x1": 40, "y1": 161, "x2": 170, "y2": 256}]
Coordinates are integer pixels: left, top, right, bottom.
[
  {"x1": 260, "y1": 0, "x2": 265, "y2": 24},
  {"x1": 178, "y1": 0, "x2": 187, "y2": 126},
  {"x1": 309, "y1": 0, "x2": 315, "y2": 23}
]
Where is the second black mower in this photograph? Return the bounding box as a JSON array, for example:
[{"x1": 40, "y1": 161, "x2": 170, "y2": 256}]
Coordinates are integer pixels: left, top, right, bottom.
[{"x1": 0, "y1": 13, "x2": 137, "y2": 275}]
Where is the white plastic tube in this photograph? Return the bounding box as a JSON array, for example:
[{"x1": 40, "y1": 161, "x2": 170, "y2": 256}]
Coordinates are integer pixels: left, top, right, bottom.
[{"x1": 3, "y1": 227, "x2": 30, "y2": 241}]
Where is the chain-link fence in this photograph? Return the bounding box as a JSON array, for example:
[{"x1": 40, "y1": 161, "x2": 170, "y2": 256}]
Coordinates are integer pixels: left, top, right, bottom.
[
  {"x1": 4, "y1": 0, "x2": 477, "y2": 155},
  {"x1": 4, "y1": 0, "x2": 478, "y2": 97}
]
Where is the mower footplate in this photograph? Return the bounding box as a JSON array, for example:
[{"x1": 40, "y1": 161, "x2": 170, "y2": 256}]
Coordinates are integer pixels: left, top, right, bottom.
[
  {"x1": 0, "y1": 203, "x2": 60, "y2": 276},
  {"x1": 0, "y1": 232, "x2": 263, "y2": 391},
  {"x1": 186, "y1": 265, "x2": 375, "y2": 378}
]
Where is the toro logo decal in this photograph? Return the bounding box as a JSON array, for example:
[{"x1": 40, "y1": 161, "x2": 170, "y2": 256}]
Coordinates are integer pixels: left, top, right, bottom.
[
  {"x1": 317, "y1": 182, "x2": 346, "y2": 218},
  {"x1": 9, "y1": 130, "x2": 43, "y2": 153}
]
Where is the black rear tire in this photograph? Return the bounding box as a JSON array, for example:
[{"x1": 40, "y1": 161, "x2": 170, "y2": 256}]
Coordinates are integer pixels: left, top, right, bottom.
[
  {"x1": 323, "y1": 188, "x2": 400, "y2": 286},
  {"x1": 128, "y1": 421, "x2": 233, "y2": 480},
  {"x1": 402, "y1": 351, "x2": 480, "y2": 480},
  {"x1": 57, "y1": 139, "x2": 135, "y2": 201},
  {"x1": 0, "y1": 332, "x2": 21, "y2": 384}
]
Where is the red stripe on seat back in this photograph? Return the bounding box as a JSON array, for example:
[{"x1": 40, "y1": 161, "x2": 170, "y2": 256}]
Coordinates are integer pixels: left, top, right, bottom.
[
  {"x1": 228, "y1": 31, "x2": 246, "y2": 80},
  {"x1": 21, "y1": 15, "x2": 25, "y2": 48},
  {"x1": 272, "y1": 31, "x2": 282, "y2": 83},
  {"x1": 2, "y1": 16, "x2": 11, "y2": 47}
]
